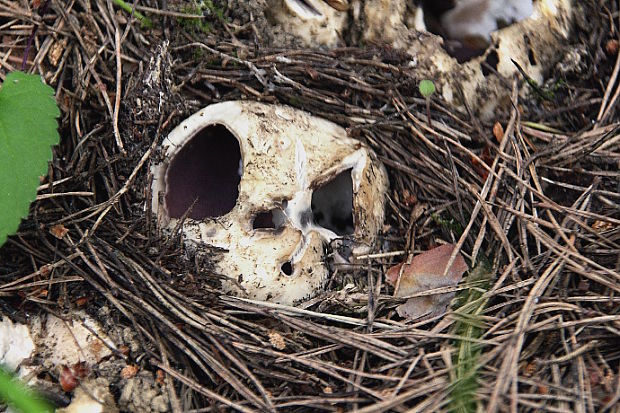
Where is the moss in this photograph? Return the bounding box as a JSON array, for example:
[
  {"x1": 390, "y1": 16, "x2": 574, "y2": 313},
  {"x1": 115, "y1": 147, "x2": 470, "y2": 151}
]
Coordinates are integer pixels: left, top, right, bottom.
[
  {"x1": 178, "y1": 0, "x2": 226, "y2": 34},
  {"x1": 287, "y1": 96, "x2": 303, "y2": 106},
  {"x1": 192, "y1": 47, "x2": 206, "y2": 60},
  {"x1": 431, "y1": 212, "x2": 464, "y2": 237}
]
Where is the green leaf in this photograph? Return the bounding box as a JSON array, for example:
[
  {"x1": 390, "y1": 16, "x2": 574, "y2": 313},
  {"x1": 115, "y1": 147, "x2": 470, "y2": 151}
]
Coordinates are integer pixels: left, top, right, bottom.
[
  {"x1": 0, "y1": 72, "x2": 60, "y2": 246},
  {"x1": 419, "y1": 79, "x2": 436, "y2": 98},
  {"x1": 0, "y1": 366, "x2": 54, "y2": 413}
]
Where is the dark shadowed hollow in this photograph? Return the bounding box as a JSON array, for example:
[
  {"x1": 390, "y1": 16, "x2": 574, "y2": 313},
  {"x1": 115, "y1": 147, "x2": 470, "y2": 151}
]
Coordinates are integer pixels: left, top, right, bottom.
[
  {"x1": 165, "y1": 124, "x2": 242, "y2": 219},
  {"x1": 253, "y1": 209, "x2": 287, "y2": 230},
  {"x1": 311, "y1": 169, "x2": 354, "y2": 235}
]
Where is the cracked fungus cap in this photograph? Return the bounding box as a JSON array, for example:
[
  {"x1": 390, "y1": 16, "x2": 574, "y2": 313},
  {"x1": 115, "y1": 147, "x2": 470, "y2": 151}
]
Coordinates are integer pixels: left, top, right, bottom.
[{"x1": 151, "y1": 101, "x2": 388, "y2": 304}]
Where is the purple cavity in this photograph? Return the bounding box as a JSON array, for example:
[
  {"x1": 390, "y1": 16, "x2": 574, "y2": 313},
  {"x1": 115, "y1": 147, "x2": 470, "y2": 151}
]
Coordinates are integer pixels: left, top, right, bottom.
[{"x1": 165, "y1": 124, "x2": 242, "y2": 219}]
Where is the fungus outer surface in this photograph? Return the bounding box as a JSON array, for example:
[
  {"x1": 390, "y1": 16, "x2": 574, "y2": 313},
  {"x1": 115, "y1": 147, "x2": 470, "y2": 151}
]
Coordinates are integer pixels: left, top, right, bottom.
[
  {"x1": 152, "y1": 101, "x2": 389, "y2": 304},
  {"x1": 164, "y1": 124, "x2": 241, "y2": 220}
]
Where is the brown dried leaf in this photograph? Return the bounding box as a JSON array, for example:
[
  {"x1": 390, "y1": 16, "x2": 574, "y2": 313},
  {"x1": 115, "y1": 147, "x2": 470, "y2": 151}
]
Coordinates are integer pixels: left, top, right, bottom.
[
  {"x1": 592, "y1": 220, "x2": 614, "y2": 232},
  {"x1": 48, "y1": 39, "x2": 67, "y2": 67},
  {"x1": 60, "y1": 366, "x2": 78, "y2": 392},
  {"x1": 121, "y1": 364, "x2": 139, "y2": 379},
  {"x1": 60, "y1": 363, "x2": 88, "y2": 392},
  {"x1": 606, "y1": 39, "x2": 619, "y2": 56},
  {"x1": 386, "y1": 244, "x2": 468, "y2": 319},
  {"x1": 75, "y1": 296, "x2": 89, "y2": 307},
  {"x1": 156, "y1": 369, "x2": 165, "y2": 385},
  {"x1": 40, "y1": 264, "x2": 52, "y2": 276},
  {"x1": 493, "y1": 122, "x2": 504, "y2": 142},
  {"x1": 471, "y1": 146, "x2": 492, "y2": 180},
  {"x1": 49, "y1": 224, "x2": 69, "y2": 239},
  {"x1": 401, "y1": 189, "x2": 417, "y2": 207},
  {"x1": 268, "y1": 330, "x2": 286, "y2": 350},
  {"x1": 72, "y1": 362, "x2": 88, "y2": 379},
  {"x1": 118, "y1": 345, "x2": 130, "y2": 356},
  {"x1": 306, "y1": 67, "x2": 320, "y2": 80},
  {"x1": 523, "y1": 361, "x2": 537, "y2": 377}
]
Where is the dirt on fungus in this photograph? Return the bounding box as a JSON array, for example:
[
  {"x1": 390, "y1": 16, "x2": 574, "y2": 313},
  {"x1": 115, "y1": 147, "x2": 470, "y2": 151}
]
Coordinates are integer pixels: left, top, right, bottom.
[{"x1": 0, "y1": 0, "x2": 619, "y2": 412}]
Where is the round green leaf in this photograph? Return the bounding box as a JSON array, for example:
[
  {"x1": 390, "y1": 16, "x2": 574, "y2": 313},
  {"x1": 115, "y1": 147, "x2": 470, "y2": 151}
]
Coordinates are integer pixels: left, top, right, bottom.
[
  {"x1": 0, "y1": 72, "x2": 60, "y2": 246},
  {"x1": 419, "y1": 79, "x2": 436, "y2": 98}
]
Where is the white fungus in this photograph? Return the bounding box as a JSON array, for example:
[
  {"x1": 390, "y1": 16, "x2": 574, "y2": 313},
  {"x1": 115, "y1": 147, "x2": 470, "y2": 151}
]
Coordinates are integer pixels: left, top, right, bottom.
[{"x1": 151, "y1": 101, "x2": 388, "y2": 304}]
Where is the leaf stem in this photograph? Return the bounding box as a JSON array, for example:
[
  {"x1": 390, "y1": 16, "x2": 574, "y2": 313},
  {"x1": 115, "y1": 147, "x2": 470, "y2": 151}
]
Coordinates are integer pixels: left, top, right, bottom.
[
  {"x1": 22, "y1": 0, "x2": 51, "y2": 71},
  {"x1": 426, "y1": 98, "x2": 431, "y2": 126},
  {"x1": 112, "y1": 0, "x2": 153, "y2": 28}
]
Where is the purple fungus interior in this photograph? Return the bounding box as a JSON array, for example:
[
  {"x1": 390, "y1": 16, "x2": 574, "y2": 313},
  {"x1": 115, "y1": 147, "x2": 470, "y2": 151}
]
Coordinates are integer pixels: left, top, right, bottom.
[{"x1": 165, "y1": 124, "x2": 242, "y2": 220}]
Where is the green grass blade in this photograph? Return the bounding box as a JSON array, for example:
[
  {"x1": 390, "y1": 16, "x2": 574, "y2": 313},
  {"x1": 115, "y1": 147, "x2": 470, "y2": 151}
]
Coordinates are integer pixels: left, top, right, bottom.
[{"x1": 448, "y1": 259, "x2": 494, "y2": 413}]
